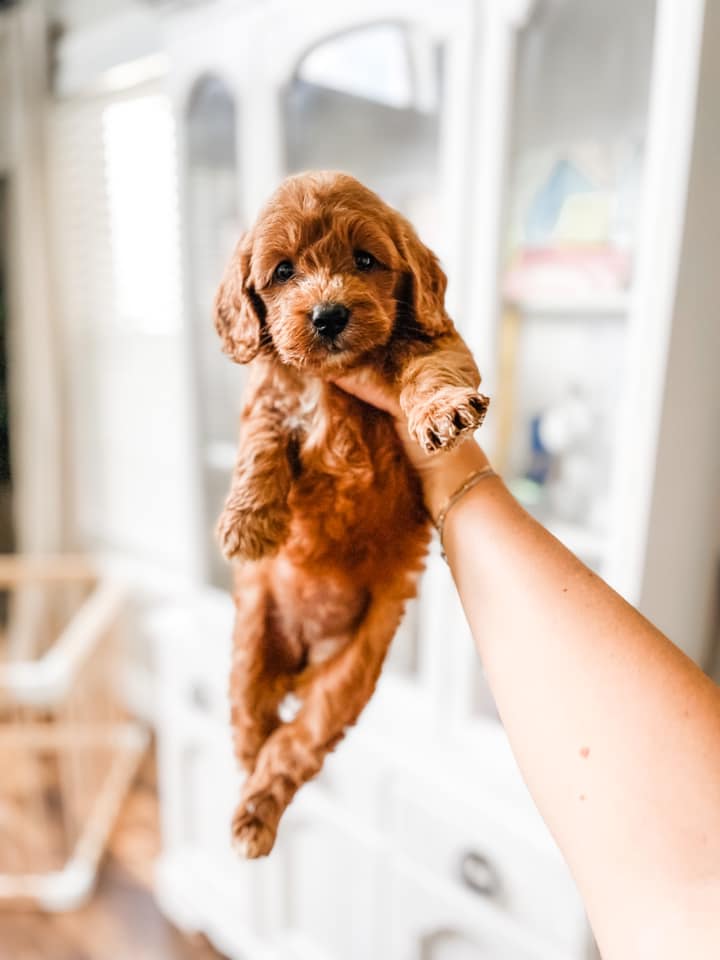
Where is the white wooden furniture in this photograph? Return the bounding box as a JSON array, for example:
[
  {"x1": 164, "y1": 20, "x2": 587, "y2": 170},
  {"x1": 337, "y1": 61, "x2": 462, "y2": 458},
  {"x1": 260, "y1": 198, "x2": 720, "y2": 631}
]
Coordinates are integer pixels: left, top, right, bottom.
[
  {"x1": 17, "y1": 0, "x2": 719, "y2": 955},
  {"x1": 151, "y1": 589, "x2": 588, "y2": 960},
  {"x1": 153, "y1": 0, "x2": 682, "y2": 957},
  {"x1": 0, "y1": 556, "x2": 147, "y2": 910},
  {"x1": 152, "y1": 4, "x2": 600, "y2": 954}
]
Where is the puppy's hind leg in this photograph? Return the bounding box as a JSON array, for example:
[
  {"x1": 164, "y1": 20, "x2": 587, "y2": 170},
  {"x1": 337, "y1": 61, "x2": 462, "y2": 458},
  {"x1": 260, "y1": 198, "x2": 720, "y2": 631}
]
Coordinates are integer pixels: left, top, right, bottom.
[
  {"x1": 231, "y1": 576, "x2": 415, "y2": 858},
  {"x1": 229, "y1": 567, "x2": 290, "y2": 775}
]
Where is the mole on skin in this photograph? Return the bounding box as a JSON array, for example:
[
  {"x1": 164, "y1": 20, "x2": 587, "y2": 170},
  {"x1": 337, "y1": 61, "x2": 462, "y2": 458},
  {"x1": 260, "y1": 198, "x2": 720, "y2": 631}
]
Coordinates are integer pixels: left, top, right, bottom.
[{"x1": 580, "y1": 746, "x2": 590, "y2": 758}]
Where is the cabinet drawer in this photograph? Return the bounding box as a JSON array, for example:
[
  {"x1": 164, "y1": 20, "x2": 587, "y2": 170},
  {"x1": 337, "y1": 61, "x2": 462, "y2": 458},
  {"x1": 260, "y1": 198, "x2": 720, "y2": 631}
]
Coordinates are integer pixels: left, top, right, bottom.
[
  {"x1": 388, "y1": 781, "x2": 586, "y2": 953},
  {"x1": 386, "y1": 864, "x2": 566, "y2": 960}
]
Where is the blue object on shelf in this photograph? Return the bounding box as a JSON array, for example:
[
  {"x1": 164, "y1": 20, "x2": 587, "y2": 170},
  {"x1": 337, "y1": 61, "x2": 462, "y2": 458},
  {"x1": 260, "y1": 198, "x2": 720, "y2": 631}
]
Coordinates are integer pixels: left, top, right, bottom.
[
  {"x1": 526, "y1": 414, "x2": 552, "y2": 485},
  {"x1": 525, "y1": 159, "x2": 594, "y2": 247}
]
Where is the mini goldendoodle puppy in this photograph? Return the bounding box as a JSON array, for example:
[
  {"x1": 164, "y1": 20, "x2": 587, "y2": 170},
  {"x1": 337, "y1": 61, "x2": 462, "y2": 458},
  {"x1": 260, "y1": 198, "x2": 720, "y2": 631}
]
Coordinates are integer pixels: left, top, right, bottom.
[{"x1": 215, "y1": 171, "x2": 488, "y2": 857}]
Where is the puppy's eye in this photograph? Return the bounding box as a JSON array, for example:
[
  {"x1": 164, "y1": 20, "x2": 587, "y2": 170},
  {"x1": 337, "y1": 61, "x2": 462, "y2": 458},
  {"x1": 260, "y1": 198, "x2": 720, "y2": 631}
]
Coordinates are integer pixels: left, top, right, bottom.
[
  {"x1": 353, "y1": 250, "x2": 378, "y2": 272},
  {"x1": 273, "y1": 260, "x2": 294, "y2": 283}
]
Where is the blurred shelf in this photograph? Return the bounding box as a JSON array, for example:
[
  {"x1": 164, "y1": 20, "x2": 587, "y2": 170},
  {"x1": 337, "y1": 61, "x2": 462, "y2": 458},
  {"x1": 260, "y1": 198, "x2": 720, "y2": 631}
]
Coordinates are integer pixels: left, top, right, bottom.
[{"x1": 503, "y1": 291, "x2": 630, "y2": 317}]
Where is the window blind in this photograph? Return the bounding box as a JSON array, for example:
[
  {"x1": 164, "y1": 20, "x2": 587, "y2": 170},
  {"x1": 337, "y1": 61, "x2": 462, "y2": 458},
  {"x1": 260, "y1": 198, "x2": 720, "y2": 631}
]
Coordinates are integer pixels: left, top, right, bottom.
[{"x1": 48, "y1": 84, "x2": 196, "y2": 575}]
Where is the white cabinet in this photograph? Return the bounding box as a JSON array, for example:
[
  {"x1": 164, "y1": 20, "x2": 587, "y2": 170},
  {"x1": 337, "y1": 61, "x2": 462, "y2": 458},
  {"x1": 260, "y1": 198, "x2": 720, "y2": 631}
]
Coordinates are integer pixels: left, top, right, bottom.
[{"x1": 35, "y1": 0, "x2": 715, "y2": 957}]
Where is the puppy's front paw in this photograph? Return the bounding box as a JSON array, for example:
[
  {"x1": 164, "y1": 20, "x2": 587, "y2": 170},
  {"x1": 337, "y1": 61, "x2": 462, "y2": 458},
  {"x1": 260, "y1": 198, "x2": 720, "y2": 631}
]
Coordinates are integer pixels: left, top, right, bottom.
[
  {"x1": 217, "y1": 501, "x2": 290, "y2": 561},
  {"x1": 232, "y1": 796, "x2": 278, "y2": 859},
  {"x1": 409, "y1": 388, "x2": 489, "y2": 454}
]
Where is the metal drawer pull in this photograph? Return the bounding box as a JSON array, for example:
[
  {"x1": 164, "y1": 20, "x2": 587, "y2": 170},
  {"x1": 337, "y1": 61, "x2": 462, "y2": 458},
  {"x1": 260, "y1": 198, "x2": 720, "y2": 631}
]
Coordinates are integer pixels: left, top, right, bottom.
[{"x1": 459, "y1": 851, "x2": 500, "y2": 897}]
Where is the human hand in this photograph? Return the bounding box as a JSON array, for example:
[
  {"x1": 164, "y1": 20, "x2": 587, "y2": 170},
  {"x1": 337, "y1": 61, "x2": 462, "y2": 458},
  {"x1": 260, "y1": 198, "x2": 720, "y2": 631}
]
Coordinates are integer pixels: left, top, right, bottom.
[{"x1": 331, "y1": 370, "x2": 493, "y2": 521}]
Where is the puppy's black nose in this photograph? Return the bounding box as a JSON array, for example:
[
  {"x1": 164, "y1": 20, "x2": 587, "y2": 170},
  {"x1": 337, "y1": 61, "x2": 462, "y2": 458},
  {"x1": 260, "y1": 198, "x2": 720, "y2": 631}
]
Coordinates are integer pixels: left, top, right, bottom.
[{"x1": 311, "y1": 303, "x2": 349, "y2": 338}]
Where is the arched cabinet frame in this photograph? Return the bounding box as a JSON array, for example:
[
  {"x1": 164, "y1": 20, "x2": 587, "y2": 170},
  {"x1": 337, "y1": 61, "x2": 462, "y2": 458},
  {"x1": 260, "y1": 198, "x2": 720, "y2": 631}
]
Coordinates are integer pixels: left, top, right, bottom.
[{"x1": 172, "y1": 65, "x2": 246, "y2": 585}]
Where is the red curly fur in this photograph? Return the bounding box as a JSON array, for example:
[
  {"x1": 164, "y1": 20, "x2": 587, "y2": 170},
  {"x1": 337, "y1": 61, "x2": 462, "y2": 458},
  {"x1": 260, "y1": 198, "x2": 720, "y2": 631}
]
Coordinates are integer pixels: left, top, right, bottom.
[{"x1": 215, "y1": 172, "x2": 489, "y2": 857}]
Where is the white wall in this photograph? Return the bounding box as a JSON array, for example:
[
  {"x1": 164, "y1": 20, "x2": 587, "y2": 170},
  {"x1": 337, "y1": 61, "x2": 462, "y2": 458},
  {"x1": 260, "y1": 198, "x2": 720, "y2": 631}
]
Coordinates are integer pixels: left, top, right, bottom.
[{"x1": 639, "y1": 0, "x2": 720, "y2": 665}]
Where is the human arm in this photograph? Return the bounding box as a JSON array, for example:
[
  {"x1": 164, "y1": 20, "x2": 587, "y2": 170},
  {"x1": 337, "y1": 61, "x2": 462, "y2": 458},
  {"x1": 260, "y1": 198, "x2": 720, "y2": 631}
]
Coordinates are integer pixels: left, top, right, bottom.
[{"x1": 333, "y1": 372, "x2": 720, "y2": 960}]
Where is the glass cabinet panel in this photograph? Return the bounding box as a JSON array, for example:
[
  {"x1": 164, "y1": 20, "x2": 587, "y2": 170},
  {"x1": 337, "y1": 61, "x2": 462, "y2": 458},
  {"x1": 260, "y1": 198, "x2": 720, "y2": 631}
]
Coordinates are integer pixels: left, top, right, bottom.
[
  {"x1": 468, "y1": 0, "x2": 658, "y2": 731},
  {"x1": 495, "y1": 0, "x2": 657, "y2": 574},
  {"x1": 186, "y1": 75, "x2": 244, "y2": 587},
  {"x1": 282, "y1": 21, "x2": 445, "y2": 251}
]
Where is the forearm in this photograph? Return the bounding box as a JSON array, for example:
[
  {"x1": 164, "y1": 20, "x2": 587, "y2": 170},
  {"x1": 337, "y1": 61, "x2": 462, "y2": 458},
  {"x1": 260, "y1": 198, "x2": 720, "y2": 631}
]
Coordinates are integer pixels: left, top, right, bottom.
[{"x1": 440, "y1": 444, "x2": 720, "y2": 958}]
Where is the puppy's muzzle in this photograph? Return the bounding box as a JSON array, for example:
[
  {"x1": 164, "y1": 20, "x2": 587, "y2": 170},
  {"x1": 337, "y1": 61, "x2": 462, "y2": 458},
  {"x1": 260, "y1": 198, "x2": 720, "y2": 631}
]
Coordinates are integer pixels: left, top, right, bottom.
[{"x1": 311, "y1": 303, "x2": 349, "y2": 339}]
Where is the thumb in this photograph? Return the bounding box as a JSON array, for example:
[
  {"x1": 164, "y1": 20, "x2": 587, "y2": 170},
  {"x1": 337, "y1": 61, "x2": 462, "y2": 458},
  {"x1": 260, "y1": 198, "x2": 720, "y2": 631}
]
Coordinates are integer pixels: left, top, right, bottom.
[{"x1": 330, "y1": 372, "x2": 401, "y2": 417}]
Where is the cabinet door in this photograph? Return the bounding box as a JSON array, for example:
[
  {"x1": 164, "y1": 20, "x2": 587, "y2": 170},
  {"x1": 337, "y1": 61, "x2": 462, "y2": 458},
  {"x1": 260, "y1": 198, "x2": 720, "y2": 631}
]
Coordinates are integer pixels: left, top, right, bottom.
[
  {"x1": 491, "y1": 0, "x2": 658, "y2": 573},
  {"x1": 245, "y1": 0, "x2": 469, "y2": 258},
  {"x1": 460, "y1": 0, "x2": 660, "y2": 737},
  {"x1": 183, "y1": 74, "x2": 246, "y2": 588},
  {"x1": 281, "y1": 18, "x2": 448, "y2": 252}
]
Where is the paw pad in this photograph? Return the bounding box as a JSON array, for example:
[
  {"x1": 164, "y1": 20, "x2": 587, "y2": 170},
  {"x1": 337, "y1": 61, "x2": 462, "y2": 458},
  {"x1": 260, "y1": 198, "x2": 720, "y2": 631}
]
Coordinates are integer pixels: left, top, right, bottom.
[{"x1": 411, "y1": 390, "x2": 489, "y2": 454}]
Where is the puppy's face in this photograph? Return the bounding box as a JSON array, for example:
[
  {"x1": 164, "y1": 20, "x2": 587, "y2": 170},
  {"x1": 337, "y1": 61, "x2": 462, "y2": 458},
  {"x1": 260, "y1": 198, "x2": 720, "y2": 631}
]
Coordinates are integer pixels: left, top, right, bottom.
[
  {"x1": 253, "y1": 198, "x2": 399, "y2": 372},
  {"x1": 214, "y1": 172, "x2": 450, "y2": 373}
]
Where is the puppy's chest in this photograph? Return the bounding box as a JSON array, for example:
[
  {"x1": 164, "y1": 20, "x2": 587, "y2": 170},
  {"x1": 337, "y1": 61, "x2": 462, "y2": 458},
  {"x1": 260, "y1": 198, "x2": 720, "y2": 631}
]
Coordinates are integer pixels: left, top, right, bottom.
[
  {"x1": 283, "y1": 380, "x2": 326, "y2": 441},
  {"x1": 279, "y1": 382, "x2": 426, "y2": 558},
  {"x1": 283, "y1": 382, "x2": 400, "y2": 491}
]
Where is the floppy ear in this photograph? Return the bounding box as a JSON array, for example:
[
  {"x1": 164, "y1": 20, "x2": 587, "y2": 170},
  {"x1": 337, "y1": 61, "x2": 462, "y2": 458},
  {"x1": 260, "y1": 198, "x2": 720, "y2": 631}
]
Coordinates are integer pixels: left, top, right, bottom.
[
  {"x1": 395, "y1": 219, "x2": 452, "y2": 337},
  {"x1": 213, "y1": 231, "x2": 266, "y2": 364}
]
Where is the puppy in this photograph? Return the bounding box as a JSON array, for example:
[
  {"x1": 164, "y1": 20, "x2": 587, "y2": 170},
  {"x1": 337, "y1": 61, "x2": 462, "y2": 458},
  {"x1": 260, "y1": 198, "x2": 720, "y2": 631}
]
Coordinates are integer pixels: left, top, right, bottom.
[{"x1": 214, "y1": 171, "x2": 488, "y2": 857}]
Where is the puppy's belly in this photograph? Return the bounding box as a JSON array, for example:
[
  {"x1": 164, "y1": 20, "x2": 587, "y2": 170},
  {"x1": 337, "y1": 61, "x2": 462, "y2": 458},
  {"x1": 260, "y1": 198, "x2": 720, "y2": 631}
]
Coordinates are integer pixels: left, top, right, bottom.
[
  {"x1": 268, "y1": 398, "x2": 429, "y2": 666},
  {"x1": 270, "y1": 555, "x2": 370, "y2": 662}
]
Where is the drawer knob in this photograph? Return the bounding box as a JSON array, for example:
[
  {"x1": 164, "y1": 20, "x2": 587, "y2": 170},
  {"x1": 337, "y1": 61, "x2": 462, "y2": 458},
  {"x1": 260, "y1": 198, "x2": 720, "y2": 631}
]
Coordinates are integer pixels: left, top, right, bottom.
[
  {"x1": 191, "y1": 682, "x2": 211, "y2": 712},
  {"x1": 459, "y1": 850, "x2": 500, "y2": 897}
]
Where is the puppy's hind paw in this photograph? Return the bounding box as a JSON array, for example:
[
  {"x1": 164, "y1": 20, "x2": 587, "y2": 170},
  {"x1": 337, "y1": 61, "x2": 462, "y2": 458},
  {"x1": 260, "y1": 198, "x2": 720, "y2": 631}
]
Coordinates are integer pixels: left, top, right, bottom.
[
  {"x1": 410, "y1": 388, "x2": 489, "y2": 454},
  {"x1": 232, "y1": 803, "x2": 277, "y2": 859}
]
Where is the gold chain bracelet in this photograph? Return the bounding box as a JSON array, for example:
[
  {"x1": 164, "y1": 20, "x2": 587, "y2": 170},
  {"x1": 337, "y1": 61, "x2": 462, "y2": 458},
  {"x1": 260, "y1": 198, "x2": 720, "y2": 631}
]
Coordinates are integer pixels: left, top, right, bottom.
[{"x1": 434, "y1": 465, "x2": 497, "y2": 562}]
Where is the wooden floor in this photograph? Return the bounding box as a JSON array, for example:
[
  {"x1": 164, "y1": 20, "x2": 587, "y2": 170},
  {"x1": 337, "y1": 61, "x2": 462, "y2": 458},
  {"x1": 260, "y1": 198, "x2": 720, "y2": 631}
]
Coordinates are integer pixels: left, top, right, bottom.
[{"x1": 0, "y1": 749, "x2": 227, "y2": 960}]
